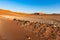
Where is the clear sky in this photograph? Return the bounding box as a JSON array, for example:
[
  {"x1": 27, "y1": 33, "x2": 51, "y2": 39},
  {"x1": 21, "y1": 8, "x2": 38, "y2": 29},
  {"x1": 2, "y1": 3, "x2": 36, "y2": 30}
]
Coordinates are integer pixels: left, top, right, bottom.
[{"x1": 0, "y1": 0, "x2": 60, "y2": 14}]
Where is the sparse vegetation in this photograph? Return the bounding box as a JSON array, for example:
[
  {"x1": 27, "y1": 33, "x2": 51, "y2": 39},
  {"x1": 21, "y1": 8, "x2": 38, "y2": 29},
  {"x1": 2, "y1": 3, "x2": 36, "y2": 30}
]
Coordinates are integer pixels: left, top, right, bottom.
[{"x1": 13, "y1": 18, "x2": 60, "y2": 40}]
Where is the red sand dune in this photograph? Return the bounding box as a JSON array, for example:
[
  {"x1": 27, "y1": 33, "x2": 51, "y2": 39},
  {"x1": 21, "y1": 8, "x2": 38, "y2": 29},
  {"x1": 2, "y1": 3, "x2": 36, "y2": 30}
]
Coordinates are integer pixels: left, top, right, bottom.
[{"x1": 0, "y1": 9, "x2": 60, "y2": 40}]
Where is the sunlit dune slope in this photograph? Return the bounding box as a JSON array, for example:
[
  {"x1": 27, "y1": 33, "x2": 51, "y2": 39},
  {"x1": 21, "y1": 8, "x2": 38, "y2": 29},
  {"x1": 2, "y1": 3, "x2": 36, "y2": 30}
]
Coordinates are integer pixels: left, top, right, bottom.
[{"x1": 0, "y1": 9, "x2": 60, "y2": 23}]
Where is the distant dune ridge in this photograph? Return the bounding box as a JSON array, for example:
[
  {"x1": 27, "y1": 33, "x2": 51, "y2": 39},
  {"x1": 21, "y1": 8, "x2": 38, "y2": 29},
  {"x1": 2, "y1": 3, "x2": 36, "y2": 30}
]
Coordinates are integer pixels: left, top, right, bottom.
[{"x1": 0, "y1": 9, "x2": 60, "y2": 40}]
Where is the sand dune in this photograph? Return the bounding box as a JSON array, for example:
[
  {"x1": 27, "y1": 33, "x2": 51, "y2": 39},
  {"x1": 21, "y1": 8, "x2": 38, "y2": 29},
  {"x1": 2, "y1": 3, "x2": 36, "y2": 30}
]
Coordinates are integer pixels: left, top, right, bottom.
[{"x1": 0, "y1": 9, "x2": 60, "y2": 40}]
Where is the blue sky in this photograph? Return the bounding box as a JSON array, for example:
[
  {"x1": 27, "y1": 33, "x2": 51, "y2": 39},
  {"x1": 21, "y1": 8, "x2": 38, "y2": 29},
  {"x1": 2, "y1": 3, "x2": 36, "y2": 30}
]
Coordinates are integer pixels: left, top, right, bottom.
[{"x1": 0, "y1": 0, "x2": 60, "y2": 14}]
